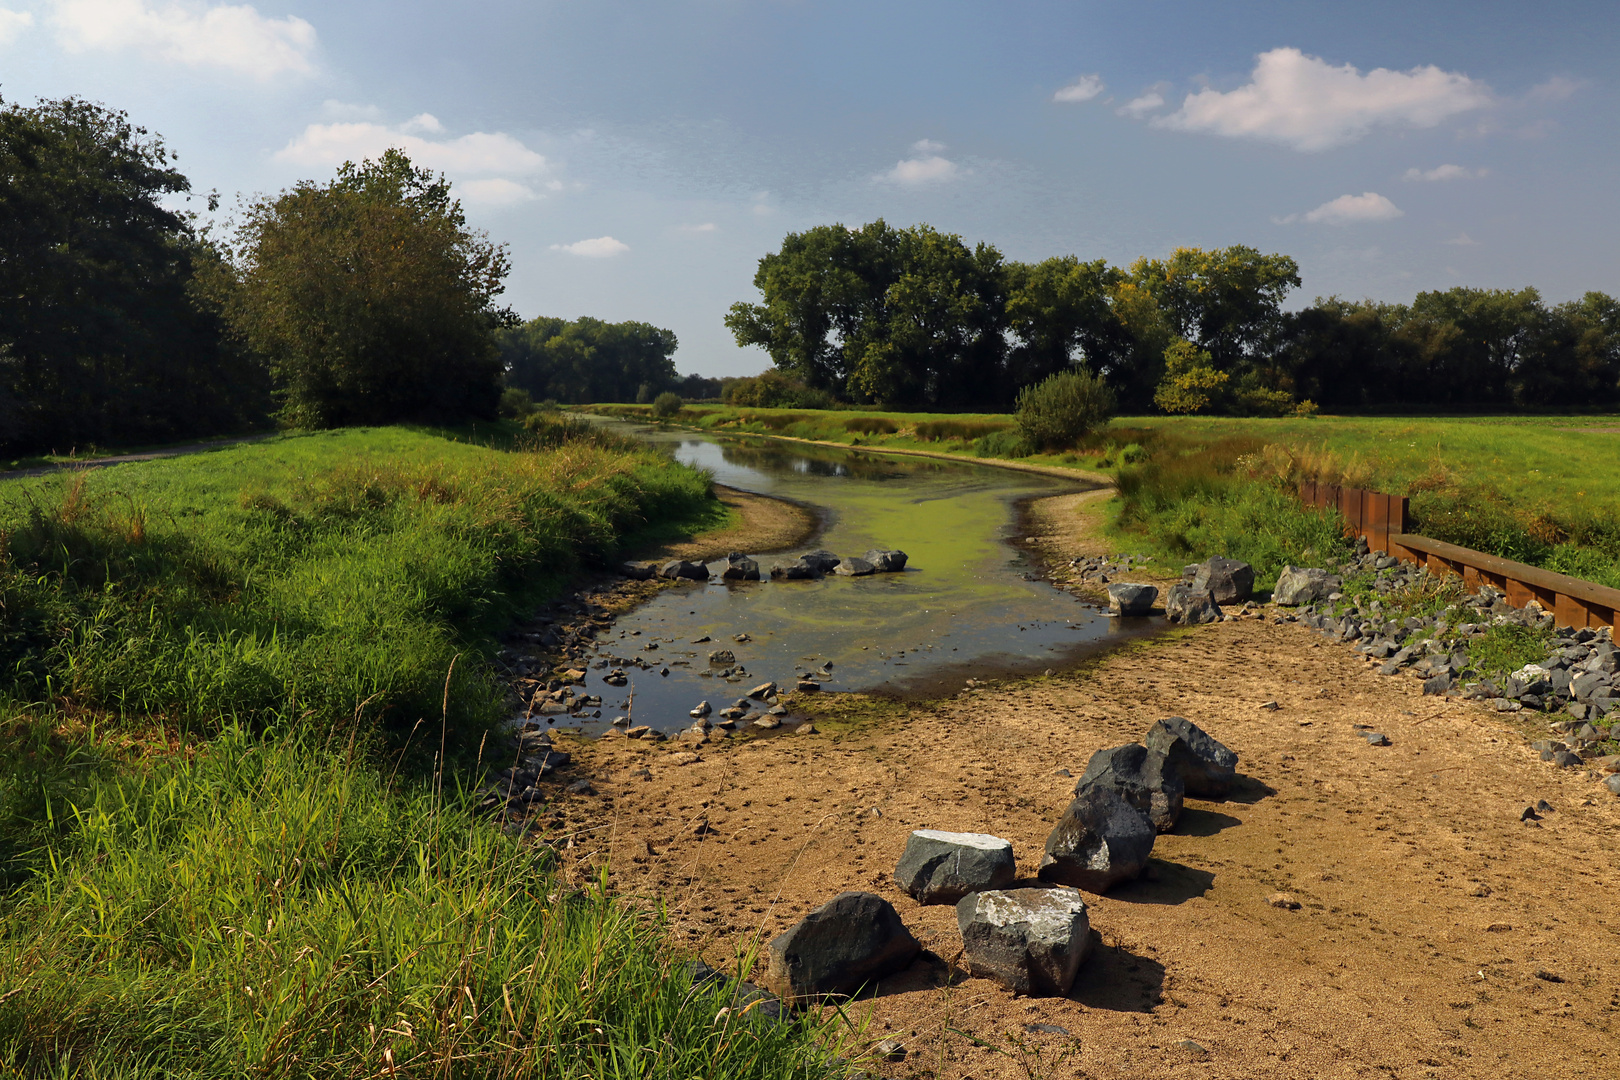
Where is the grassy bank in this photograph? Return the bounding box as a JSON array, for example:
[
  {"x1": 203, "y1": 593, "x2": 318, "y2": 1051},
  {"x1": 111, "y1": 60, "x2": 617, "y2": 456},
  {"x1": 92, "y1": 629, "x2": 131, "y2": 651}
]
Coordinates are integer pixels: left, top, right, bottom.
[{"x1": 0, "y1": 426, "x2": 847, "y2": 1076}]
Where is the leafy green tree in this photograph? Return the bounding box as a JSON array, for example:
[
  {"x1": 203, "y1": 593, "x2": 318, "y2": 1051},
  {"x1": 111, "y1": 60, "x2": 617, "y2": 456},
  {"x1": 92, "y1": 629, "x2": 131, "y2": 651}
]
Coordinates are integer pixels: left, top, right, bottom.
[
  {"x1": 0, "y1": 96, "x2": 267, "y2": 451},
  {"x1": 1014, "y1": 368, "x2": 1116, "y2": 451},
  {"x1": 214, "y1": 150, "x2": 511, "y2": 428},
  {"x1": 1127, "y1": 246, "x2": 1301, "y2": 372},
  {"x1": 500, "y1": 316, "x2": 678, "y2": 403},
  {"x1": 1153, "y1": 339, "x2": 1228, "y2": 414},
  {"x1": 1003, "y1": 256, "x2": 1130, "y2": 389}
]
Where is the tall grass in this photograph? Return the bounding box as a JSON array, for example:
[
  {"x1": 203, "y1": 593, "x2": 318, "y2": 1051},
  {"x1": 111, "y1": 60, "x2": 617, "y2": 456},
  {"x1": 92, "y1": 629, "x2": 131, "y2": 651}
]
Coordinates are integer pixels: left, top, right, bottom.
[
  {"x1": 0, "y1": 721, "x2": 843, "y2": 1078},
  {"x1": 0, "y1": 429, "x2": 714, "y2": 741}
]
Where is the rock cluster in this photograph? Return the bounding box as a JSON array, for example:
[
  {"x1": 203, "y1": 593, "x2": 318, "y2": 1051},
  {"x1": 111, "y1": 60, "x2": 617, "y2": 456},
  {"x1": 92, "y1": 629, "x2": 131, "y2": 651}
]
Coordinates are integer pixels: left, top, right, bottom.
[
  {"x1": 1164, "y1": 556, "x2": 1256, "y2": 625},
  {"x1": 1066, "y1": 552, "x2": 1154, "y2": 585},
  {"x1": 773, "y1": 548, "x2": 909, "y2": 580}
]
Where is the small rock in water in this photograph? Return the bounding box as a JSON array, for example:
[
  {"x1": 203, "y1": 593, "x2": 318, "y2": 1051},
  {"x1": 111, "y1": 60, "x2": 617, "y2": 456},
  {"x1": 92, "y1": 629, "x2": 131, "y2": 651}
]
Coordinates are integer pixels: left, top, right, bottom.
[
  {"x1": 835, "y1": 556, "x2": 877, "y2": 577},
  {"x1": 1106, "y1": 582, "x2": 1158, "y2": 617}
]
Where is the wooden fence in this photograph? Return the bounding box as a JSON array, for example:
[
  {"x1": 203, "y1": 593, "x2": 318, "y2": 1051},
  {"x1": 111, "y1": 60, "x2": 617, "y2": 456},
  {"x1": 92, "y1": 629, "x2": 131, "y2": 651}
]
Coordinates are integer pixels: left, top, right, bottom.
[{"x1": 1297, "y1": 480, "x2": 1620, "y2": 633}]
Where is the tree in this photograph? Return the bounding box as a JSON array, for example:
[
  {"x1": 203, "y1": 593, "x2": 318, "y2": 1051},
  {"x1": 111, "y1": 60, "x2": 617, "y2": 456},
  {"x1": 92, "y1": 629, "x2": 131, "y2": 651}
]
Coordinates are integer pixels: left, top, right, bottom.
[
  {"x1": 1127, "y1": 246, "x2": 1301, "y2": 372},
  {"x1": 500, "y1": 316, "x2": 678, "y2": 403},
  {"x1": 1003, "y1": 256, "x2": 1130, "y2": 390},
  {"x1": 1153, "y1": 339, "x2": 1228, "y2": 414},
  {"x1": 214, "y1": 150, "x2": 511, "y2": 428},
  {"x1": 0, "y1": 96, "x2": 266, "y2": 451}
]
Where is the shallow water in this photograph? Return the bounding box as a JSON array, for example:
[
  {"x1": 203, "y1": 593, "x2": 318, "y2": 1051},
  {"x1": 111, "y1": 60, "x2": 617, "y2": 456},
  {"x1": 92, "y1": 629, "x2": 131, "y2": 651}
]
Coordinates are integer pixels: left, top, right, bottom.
[{"x1": 550, "y1": 423, "x2": 1156, "y2": 736}]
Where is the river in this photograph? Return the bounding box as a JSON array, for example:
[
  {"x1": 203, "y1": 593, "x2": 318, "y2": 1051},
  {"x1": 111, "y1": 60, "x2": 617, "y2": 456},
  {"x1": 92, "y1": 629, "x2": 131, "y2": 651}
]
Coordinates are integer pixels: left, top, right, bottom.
[{"x1": 551, "y1": 421, "x2": 1156, "y2": 736}]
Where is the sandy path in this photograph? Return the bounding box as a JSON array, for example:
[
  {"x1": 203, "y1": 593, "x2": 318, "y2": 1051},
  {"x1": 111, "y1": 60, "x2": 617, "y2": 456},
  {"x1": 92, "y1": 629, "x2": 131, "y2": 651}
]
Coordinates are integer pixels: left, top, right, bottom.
[{"x1": 546, "y1": 491, "x2": 1620, "y2": 1080}]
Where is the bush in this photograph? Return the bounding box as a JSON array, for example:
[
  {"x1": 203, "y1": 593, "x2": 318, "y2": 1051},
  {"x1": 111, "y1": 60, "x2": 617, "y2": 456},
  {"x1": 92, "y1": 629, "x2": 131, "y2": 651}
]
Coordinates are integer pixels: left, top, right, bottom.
[
  {"x1": 499, "y1": 386, "x2": 538, "y2": 419},
  {"x1": 1015, "y1": 368, "x2": 1116, "y2": 451},
  {"x1": 973, "y1": 428, "x2": 1033, "y2": 458},
  {"x1": 651, "y1": 391, "x2": 683, "y2": 418},
  {"x1": 723, "y1": 370, "x2": 835, "y2": 410}
]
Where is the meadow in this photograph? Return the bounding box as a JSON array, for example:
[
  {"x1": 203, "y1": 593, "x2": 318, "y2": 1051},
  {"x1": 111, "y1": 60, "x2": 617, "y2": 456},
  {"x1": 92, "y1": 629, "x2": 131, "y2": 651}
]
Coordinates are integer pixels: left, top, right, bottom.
[{"x1": 0, "y1": 425, "x2": 846, "y2": 1077}]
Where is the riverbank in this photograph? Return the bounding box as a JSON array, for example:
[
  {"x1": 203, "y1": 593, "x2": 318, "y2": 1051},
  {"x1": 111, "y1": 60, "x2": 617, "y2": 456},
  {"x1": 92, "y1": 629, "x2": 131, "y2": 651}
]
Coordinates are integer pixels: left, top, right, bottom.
[{"x1": 558, "y1": 521, "x2": 1620, "y2": 1079}]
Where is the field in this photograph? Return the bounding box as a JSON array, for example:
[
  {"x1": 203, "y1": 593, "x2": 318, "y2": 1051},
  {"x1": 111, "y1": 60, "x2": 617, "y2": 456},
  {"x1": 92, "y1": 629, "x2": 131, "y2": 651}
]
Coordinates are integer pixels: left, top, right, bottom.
[
  {"x1": 0, "y1": 426, "x2": 845, "y2": 1077},
  {"x1": 596, "y1": 404, "x2": 1620, "y2": 590}
]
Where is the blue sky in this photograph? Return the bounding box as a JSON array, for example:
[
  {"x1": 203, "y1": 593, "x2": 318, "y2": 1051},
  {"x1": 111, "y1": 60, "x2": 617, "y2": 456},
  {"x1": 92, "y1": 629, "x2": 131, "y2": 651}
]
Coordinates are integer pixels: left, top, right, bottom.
[{"x1": 4, "y1": 0, "x2": 1616, "y2": 375}]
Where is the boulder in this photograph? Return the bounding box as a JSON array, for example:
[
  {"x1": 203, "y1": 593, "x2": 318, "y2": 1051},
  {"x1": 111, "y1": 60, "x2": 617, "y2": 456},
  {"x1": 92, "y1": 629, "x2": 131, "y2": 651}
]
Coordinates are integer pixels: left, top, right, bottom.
[
  {"x1": 955, "y1": 888, "x2": 1093, "y2": 996},
  {"x1": 763, "y1": 892, "x2": 921, "y2": 1003},
  {"x1": 1106, "y1": 583, "x2": 1158, "y2": 617},
  {"x1": 660, "y1": 559, "x2": 710, "y2": 581},
  {"x1": 1273, "y1": 566, "x2": 1334, "y2": 606},
  {"x1": 1145, "y1": 716, "x2": 1238, "y2": 797},
  {"x1": 1074, "y1": 743, "x2": 1184, "y2": 832},
  {"x1": 1167, "y1": 588, "x2": 1222, "y2": 625},
  {"x1": 835, "y1": 556, "x2": 877, "y2": 576},
  {"x1": 801, "y1": 550, "x2": 843, "y2": 574},
  {"x1": 892, "y1": 829, "x2": 1016, "y2": 904},
  {"x1": 770, "y1": 559, "x2": 818, "y2": 580},
  {"x1": 864, "y1": 549, "x2": 909, "y2": 573},
  {"x1": 1037, "y1": 786, "x2": 1156, "y2": 893},
  {"x1": 618, "y1": 561, "x2": 656, "y2": 581},
  {"x1": 721, "y1": 553, "x2": 761, "y2": 581},
  {"x1": 748, "y1": 681, "x2": 778, "y2": 700},
  {"x1": 1192, "y1": 556, "x2": 1255, "y2": 605}
]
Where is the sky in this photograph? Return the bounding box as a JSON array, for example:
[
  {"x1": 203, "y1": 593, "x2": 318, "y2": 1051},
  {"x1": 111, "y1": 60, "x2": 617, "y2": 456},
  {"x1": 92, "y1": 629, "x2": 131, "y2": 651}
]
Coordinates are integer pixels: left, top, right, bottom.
[{"x1": 3, "y1": 0, "x2": 1617, "y2": 376}]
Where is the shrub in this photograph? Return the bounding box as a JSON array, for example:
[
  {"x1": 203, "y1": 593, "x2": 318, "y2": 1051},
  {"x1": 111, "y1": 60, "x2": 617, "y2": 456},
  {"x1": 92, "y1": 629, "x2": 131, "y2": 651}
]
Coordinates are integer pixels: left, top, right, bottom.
[
  {"x1": 499, "y1": 386, "x2": 538, "y2": 419},
  {"x1": 651, "y1": 391, "x2": 683, "y2": 419},
  {"x1": 723, "y1": 370, "x2": 834, "y2": 409},
  {"x1": 843, "y1": 416, "x2": 898, "y2": 435},
  {"x1": 1015, "y1": 368, "x2": 1116, "y2": 451},
  {"x1": 913, "y1": 419, "x2": 1009, "y2": 442},
  {"x1": 973, "y1": 428, "x2": 1033, "y2": 458},
  {"x1": 1154, "y1": 341, "x2": 1227, "y2": 415}
]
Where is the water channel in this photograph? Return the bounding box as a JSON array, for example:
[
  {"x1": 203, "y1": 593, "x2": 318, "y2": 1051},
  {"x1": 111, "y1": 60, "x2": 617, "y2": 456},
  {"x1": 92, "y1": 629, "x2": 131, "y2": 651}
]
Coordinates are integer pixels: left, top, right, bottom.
[{"x1": 553, "y1": 421, "x2": 1157, "y2": 736}]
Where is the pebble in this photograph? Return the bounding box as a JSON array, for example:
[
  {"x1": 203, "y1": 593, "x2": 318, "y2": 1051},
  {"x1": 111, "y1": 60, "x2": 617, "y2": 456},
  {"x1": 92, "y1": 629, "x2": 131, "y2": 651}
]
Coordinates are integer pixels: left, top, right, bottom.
[{"x1": 1266, "y1": 892, "x2": 1301, "y2": 910}]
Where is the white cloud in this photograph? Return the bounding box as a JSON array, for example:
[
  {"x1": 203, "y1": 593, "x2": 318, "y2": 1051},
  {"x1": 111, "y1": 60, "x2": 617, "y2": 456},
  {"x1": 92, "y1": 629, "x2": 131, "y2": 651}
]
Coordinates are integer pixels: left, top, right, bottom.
[
  {"x1": 1155, "y1": 47, "x2": 1492, "y2": 151},
  {"x1": 0, "y1": 8, "x2": 34, "y2": 44},
  {"x1": 51, "y1": 0, "x2": 317, "y2": 78},
  {"x1": 277, "y1": 121, "x2": 546, "y2": 176},
  {"x1": 321, "y1": 100, "x2": 381, "y2": 121},
  {"x1": 1116, "y1": 91, "x2": 1164, "y2": 118},
  {"x1": 1402, "y1": 163, "x2": 1487, "y2": 182},
  {"x1": 399, "y1": 113, "x2": 444, "y2": 135},
  {"x1": 878, "y1": 142, "x2": 960, "y2": 185},
  {"x1": 550, "y1": 236, "x2": 628, "y2": 258},
  {"x1": 1528, "y1": 76, "x2": 1578, "y2": 102},
  {"x1": 676, "y1": 222, "x2": 717, "y2": 234},
  {"x1": 458, "y1": 178, "x2": 539, "y2": 207},
  {"x1": 1276, "y1": 191, "x2": 1404, "y2": 226},
  {"x1": 1442, "y1": 232, "x2": 1479, "y2": 246},
  {"x1": 1053, "y1": 74, "x2": 1105, "y2": 103}
]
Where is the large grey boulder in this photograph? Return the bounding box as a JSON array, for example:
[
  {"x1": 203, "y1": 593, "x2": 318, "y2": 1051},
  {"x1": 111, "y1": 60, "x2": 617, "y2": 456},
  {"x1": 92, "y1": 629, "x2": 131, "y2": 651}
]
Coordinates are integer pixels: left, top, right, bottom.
[
  {"x1": 660, "y1": 559, "x2": 710, "y2": 581},
  {"x1": 1273, "y1": 566, "x2": 1334, "y2": 606},
  {"x1": 1192, "y1": 556, "x2": 1255, "y2": 605},
  {"x1": 763, "y1": 892, "x2": 920, "y2": 1003},
  {"x1": 721, "y1": 552, "x2": 761, "y2": 581},
  {"x1": 1166, "y1": 584, "x2": 1222, "y2": 625},
  {"x1": 1106, "y1": 583, "x2": 1158, "y2": 616},
  {"x1": 1145, "y1": 716, "x2": 1238, "y2": 797},
  {"x1": 770, "y1": 559, "x2": 818, "y2": 580},
  {"x1": 893, "y1": 829, "x2": 1016, "y2": 904},
  {"x1": 1037, "y1": 786, "x2": 1156, "y2": 893},
  {"x1": 864, "y1": 548, "x2": 909, "y2": 572},
  {"x1": 955, "y1": 887, "x2": 1093, "y2": 996},
  {"x1": 1074, "y1": 743, "x2": 1184, "y2": 832},
  {"x1": 800, "y1": 551, "x2": 842, "y2": 574},
  {"x1": 835, "y1": 556, "x2": 877, "y2": 576}
]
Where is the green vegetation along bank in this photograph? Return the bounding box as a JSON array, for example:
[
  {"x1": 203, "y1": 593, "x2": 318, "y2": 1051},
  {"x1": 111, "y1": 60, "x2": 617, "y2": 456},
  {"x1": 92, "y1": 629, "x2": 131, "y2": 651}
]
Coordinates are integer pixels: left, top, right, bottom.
[{"x1": 0, "y1": 425, "x2": 846, "y2": 1076}]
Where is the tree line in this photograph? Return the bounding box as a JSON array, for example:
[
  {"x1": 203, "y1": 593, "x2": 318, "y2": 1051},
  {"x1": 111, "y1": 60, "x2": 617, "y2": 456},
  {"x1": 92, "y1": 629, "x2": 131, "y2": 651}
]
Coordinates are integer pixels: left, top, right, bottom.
[{"x1": 727, "y1": 220, "x2": 1620, "y2": 414}]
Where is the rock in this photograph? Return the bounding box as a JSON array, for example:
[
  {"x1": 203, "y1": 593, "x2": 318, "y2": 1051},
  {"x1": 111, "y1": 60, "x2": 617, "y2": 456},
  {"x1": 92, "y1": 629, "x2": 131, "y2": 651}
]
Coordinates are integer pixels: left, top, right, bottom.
[
  {"x1": 1106, "y1": 583, "x2": 1158, "y2": 617},
  {"x1": 665, "y1": 751, "x2": 702, "y2": 766},
  {"x1": 1192, "y1": 556, "x2": 1255, "y2": 604},
  {"x1": 689, "y1": 701, "x2": 712, "y2": 718},
  {"x1": 625, "y1": 726, "x2": 652, "y2": 739},
  {"x1": 1272, "y1": 566, "x2": 1333, "y2": 606},
  {"x1": 1073, "y1": 743, "x2": 1184, "y2": 832},
  {"x1": 770, "y1": 559, "x2": 817, "y2": 580},
  {"x1": 835, "y1": 556, "x2": 877, "y2": 576},
  {"x1": 1144, "y1": 716, "x2": 1239, "y2": 797},
  {"x1": 1550, "y1": 750, "x2": 1582, "y2": 769},
  {"x1": 864, "y1": 549, "x2": 909, "y2": 573},
  {"x1": 955, "y1": 887, "x2": 1092, "y2": 996},
  {"x1": 618, "y1": 561, "x2": 655, "y2": 581},
  {"x1": 1267, "y1": 892, "x2": 1301, "y2": 910},
  {"x1": 1423, "y1": 673, "x2": 1453, "y2": 696},
  {"x1": 1176, "y1": 1039, "x2": 1211, "y2": 1060},
  {"x1": 748, "y1": 681, "x2": 778, "y2": 700},
  {"x1": 565, "y1": 779, "x2": 596, "y2": 795},
  {"x1": 796, "y1": 679, "x2": 822, "y2": 693},
  {"x1": 1176, "y1": 590, "x2": 1223, "y2": 625},
  {"x1": 1362, "y1": 732, "x2": 1392, "y2": 747},
  {"x1": 1604, "y1": 775, "x2": 1620, "y2": 796},
  {"x1": 660, "y1": 559, "x2": 710, "y2": 581},
  {"x1": 750, "y1": 716, "x2": 781, "y2": 731},
  {"x1": 1037, "y1": 786, "x2": 1156, "y2": 893},
  {"x1": 892, "y1": 829, "x2": 1016, "y2": 904},
  {"x1": 800, "y1": 550, "x2": 842, "y2": 574},
  {"x1": 708, "y1": 649, "x2": 737, "y2": 665},
  {"x1": 721, "y1": 552, "x2": 761, "y2": 581},
  {"x1": 763, "y1": 892, "x2": 921, "y2": 1004}
]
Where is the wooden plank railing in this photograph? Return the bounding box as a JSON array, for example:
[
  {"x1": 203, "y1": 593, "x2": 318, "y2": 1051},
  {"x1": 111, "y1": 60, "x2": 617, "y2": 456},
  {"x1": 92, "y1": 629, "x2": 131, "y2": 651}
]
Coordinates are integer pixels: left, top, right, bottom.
[{"x1": 1297, "y1": 480, "x2": 1619, "y2": 633}]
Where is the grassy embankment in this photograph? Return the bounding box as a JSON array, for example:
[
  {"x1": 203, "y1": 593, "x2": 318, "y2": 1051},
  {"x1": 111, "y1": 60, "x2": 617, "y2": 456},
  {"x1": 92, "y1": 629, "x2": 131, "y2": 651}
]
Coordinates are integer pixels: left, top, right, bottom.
[{"x1": 0, "y1": 425, "x2": 843, "y2": 1077}]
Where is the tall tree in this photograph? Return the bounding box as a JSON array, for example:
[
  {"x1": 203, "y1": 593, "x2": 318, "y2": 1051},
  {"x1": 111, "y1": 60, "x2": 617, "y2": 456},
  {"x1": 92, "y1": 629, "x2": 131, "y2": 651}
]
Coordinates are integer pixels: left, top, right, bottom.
[
  {"x1": 213, "y1": 150, "x2": 511, "y2": 428},
  {"x1": 0, "y1": 96, "x2": 265, "y2": 451},
  {"x1": 1127, "y1": 246, "x2": 1301, "y2": 372},
  {"x1": 500, "y1": 316, "x2": 678, "y2": 403}
]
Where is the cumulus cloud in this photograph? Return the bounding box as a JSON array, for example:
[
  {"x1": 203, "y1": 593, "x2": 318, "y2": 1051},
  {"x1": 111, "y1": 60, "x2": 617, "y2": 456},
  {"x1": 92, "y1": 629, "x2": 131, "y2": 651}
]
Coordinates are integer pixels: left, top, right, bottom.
[
  {"x1": 1053, "y1": 74, "x2": 1104, "y2": 103},
  {"x1": 1276, "y1": 191, "x2": 1404, "y2": 226},
  {"x1": 550, "y1": 236, "x2": 628, "y2": 258},
  {"x1": 458, "y1": 178, "x2": 539, "y2": 207},
  {"x1": 1155, "y1": 47, "x2": 1492, "y2": 151},
  {"x1": 878, "y1": 140, "x2": 960, "y2": 185},
  {"x1": 1443, "y1": 232, "x2": 1479, "y2": 246},
  {"x1": 1116, "y1": 91, "x2": 1164, "y2": 118},
  {"x1": 0, "y1": 8, "x2": 34, "y2": 44},
  {"x1": 1403, "y1": 163, "x2": 1487, "y2": 182},
  {"x1": 51, "y1": 0, "x2": 317, "y2": 78},
  {"x1": 277, "y1": 120, "x2": 546, "y2": 176}
]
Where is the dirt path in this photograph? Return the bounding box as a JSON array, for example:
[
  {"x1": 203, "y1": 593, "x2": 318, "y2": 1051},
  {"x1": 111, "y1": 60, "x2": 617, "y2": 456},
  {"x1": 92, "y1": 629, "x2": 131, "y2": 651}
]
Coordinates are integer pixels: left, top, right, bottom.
[
  {"x1": 551, "y1": 496, "x2": 1620, "y2": 1079},
  {"x1": 0, "y1": 433, "x2": 277, "y2": 480}
]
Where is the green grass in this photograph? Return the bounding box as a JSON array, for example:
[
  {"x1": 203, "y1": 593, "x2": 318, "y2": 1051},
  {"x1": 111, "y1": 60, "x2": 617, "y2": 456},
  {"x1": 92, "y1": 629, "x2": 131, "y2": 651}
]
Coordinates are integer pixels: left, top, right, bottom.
[
  {"x1": 0, "y1": 721, "x2": 843, "y2": 1078},
  {"x1": 0, "y1": 425, "x2": 715, "y2": 740}
]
